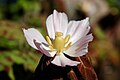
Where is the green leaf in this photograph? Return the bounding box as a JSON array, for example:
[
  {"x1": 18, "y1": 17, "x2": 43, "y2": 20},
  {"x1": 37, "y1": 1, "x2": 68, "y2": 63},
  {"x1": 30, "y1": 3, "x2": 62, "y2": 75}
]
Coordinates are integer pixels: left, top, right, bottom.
[
  {"x1": 10, "y1": 53, "x2": 26, "y2": 64},
  {"x1": 8, "y1": 67, "x2": 15, "y2": 80}
]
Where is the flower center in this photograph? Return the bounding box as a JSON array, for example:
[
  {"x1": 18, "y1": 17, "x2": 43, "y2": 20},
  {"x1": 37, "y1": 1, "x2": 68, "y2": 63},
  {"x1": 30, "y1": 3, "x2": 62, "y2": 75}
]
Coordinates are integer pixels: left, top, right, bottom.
[
  {"x1": 46, "y1": 32, "x2": 72, "y2": 53},
  {"x1": 53, "y1": 32, "x2": 65, "y2": 52}
]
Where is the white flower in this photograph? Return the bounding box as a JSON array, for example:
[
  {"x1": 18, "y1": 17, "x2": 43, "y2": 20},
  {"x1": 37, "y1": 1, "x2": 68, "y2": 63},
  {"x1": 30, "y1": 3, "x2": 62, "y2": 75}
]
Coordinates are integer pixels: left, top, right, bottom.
[{"x1": 23, "y1": 10, "x2": 93, "y2": 67}]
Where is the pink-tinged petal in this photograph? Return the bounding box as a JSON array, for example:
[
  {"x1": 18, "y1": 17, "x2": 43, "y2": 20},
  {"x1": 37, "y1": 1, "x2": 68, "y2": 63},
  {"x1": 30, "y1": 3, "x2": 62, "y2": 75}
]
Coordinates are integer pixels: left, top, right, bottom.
[
  {"x1": 67, "y1": 17, "x2": 90, "y2": 44},
  {"x1": 23, "y1": 28, "x2": 47, "y2": 50},
  {"x1": 65, "y1": 34, "x2": 93, "y2": 57},
  {"x1": 51, "y1": 53, "x2": 80, "y2": 67},
  {"x1": 46, "y1": 10, "x2": 68, "y2": 39},
  {"x1": 34, "y1": 40, "x2": 56, "y2": 57}
]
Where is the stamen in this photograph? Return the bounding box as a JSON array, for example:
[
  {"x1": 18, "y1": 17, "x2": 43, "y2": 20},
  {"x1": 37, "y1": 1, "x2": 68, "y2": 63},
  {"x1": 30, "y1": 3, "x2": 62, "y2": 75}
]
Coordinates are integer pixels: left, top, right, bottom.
[
  {"x1": 65, "y1": 42, "x2": 72, "y2": 50},
  {"x1": 46, "y1": 36, "x2": 53, "y2": 46},
  {"x1": 65, "y1": 35, "x2": 70, "y2": 44},
  {"x1": 49, "y1": 45, "x2": 54, "y2": 50}
]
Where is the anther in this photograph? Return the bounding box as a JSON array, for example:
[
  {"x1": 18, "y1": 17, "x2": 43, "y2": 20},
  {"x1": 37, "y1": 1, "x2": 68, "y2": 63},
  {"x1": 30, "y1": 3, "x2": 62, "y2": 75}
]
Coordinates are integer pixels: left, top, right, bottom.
[
  {"x1": 65, "y1": 35, "x2": 70, "y2": 44},
  {"x1": 46, "y1": 36, "x2": 53, "y2": 46}
]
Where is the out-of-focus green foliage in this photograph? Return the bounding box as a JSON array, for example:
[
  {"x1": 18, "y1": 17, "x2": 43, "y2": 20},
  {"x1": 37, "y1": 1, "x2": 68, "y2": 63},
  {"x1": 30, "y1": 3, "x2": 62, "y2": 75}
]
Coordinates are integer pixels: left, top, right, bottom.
[
  {"x1": 17, "y1": 0, "x2": 40, "y2": 12},
  {"x1": 91, "y1": 27, "x2": 119, "y2": 62},
  {"x1": 107, "y1": 0, "x2": 120, "y2": 14},
  {"x1": 26, "y1": 17, "x2": 42, "y2": 27},
  {"x1": 0, "y1": 50, "x2": 41, "y2": 80},
  {"x1": 0, "y1": 0, "x2": 41, "y2": 22},
  {"x1": 107, "y1": 0, "x2": 120, "y2": 8},
  {"x1": 0, "y1": 37, "x2": 18, "y2": 50},
  {"x1": 91, "y1": 27, "x2": 120, "y2": 80},
  {"x1": 0, "y1": 21, "x2": 42, "y2": 79}
]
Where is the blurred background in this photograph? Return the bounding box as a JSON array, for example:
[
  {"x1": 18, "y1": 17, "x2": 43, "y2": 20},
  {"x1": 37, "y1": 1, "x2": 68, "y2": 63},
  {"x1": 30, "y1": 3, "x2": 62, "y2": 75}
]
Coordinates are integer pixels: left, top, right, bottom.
[{"x1": 0, "y1": 0, "x2": 120, "y2": 80}]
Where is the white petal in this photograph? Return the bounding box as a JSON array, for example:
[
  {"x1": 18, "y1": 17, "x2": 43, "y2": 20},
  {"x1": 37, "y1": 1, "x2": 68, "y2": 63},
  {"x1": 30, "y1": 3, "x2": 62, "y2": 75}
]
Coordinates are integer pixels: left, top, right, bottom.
[
  {"x1": 23, "y1": 28, "x2": 47, "y2": 50},
  {"x1": 58, "y1": 12, "x2": 68, "y2": 37},
  {"x1": 49, "y1": 51, "x2": 57, "y2": 57},
  {"x1": 41, "y1": 43, "x2": 57, "y2": 57},
  {"x1": 51, "y1": 53, "x2": 80, "y2": 67},
  {"x1": 46, "y1": 10, "x2": 68, "y2": 39},
  {"x1": 34, "y1": 40, "x2": 57, "y2": 57},
  {"x1": 67, "y1": 17, "x2": 90, "y2": 44},
  {"x1": 46, "y1": 15, "x2": 55, "y2": 39},
  {"x1": 66, "y1": 21, "x2": 80, "y2": 37},
  {"x1": 53, "y1": 10, "x2": 60, "y2": 32},
  {"x1": 65, "y1": 34, "x2": 93, "y2": 57},
  {"x1": 51, "y1": 54, "x2": 61, "y2": 66}
]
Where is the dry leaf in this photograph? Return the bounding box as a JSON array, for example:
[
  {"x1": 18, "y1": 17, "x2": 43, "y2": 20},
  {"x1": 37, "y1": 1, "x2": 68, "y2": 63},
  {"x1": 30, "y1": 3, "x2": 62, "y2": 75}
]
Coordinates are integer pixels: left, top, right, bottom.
[{"x1": 76, "y1": 55, "x2": 98, "y2": 80}]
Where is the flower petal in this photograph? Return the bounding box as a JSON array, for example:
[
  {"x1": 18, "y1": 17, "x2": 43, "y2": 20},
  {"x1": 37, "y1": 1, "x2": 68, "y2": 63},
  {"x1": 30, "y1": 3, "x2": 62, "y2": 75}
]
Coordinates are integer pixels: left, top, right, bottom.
[
  {"x1": 46, "y1": 10, "x2": 68, "y2": 39},
  {"x1": 64, "y1": 34, "x2": 93, "y2": 57},
  {"x1": 46, "y1": 15, "x2": 55, "y2": 39},
  {"x1": 67, "y1": 17, "x2": 90, "y2": 44},
  {"x1": 51, "y1": 53, "x2": 80, "y2": 67},
  {"x1": 23, "y1": 28, "x2": 47, "y2": 50},
  {"x1": 66, "y1": 21, "x2": 80, "y2": 37},
  {"x1": 51, "y1": 54, "x2": 61, "y2": 66},
  {"x1": 34, "y1": 40, "x2": 57, "y2": 57}
]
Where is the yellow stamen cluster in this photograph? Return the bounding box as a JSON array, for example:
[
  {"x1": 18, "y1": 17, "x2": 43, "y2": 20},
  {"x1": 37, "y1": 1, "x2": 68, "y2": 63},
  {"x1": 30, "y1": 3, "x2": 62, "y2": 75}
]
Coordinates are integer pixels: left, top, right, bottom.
[{"x1": 46, "y1": 32, "x2": 72, "y2": 54}]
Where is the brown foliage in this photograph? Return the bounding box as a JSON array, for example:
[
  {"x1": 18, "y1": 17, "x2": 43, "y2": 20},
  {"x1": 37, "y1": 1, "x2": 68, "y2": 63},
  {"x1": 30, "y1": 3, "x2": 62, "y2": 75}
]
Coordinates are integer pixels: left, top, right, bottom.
[{"x1": 75, "y1": 55, "x2": 98, "y2": 80}]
